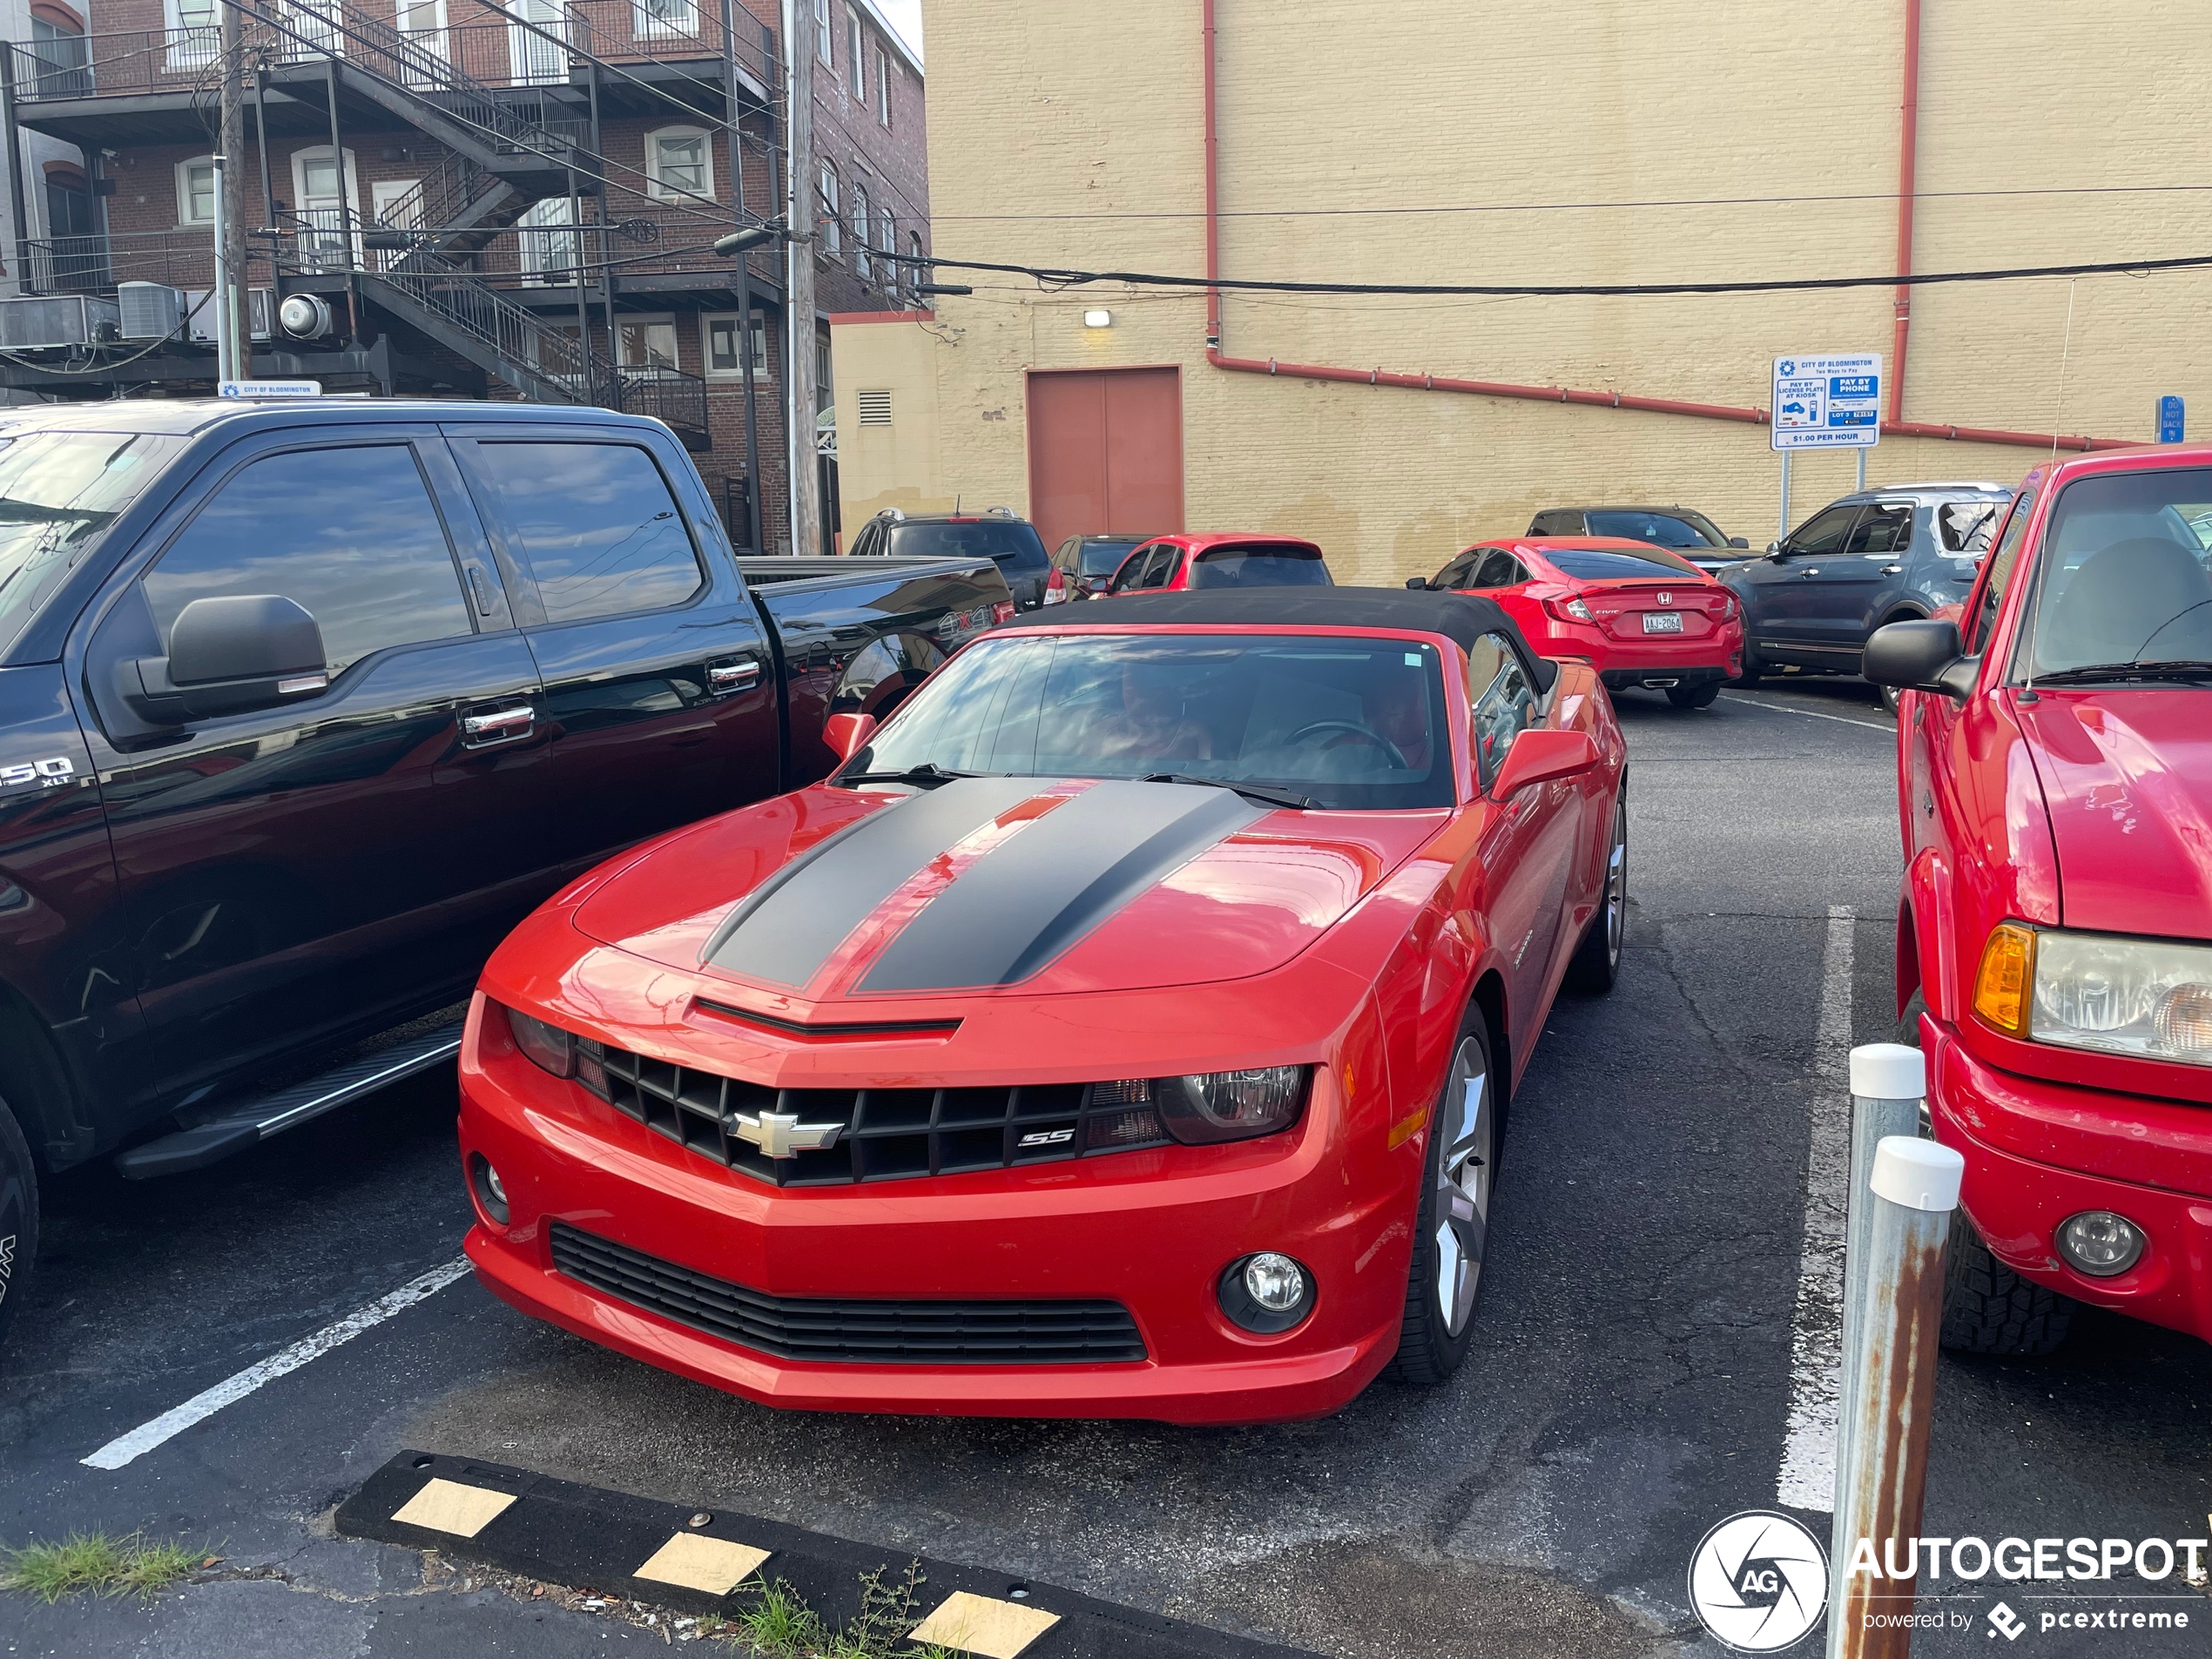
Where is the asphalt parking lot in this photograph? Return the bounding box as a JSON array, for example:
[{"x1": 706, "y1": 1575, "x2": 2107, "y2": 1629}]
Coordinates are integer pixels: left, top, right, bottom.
[{"x1": 2, "y1": 677, "x2": 2207, "y2": 1659}]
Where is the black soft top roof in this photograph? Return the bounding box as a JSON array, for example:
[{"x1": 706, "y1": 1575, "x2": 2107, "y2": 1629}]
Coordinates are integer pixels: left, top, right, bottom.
[{"x1": 1004, "y1": 586, "x2": 1558, "y2": 692}]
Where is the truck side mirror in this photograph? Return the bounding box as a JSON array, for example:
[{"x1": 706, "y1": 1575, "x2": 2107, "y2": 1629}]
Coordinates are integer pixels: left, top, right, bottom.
[
  {"x1": 1729, "y1": 536, "x2": 1750, "y2": 549},
  {"x1": 1405, "y1": 576, "x2": 1428, "y2": 590},
  {"x1": 121, "y1": 594, "x2": 328, "y2": 723},
  {"x1": 1863, "y1": 617, "x2": 1977, "y2": 699},
  {"x1": 1766, "y1": 541, "x2": 1786, "y2": 558}
]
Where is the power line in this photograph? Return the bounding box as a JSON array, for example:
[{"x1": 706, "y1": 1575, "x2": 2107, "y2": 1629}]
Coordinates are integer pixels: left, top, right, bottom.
[{"x1": 884, "y1": 247, "x2": 2212, "y2": 300}]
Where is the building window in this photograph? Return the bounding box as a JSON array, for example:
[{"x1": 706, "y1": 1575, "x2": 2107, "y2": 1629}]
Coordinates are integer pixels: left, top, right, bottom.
[
  {"x1": 177, "y1": 156, "x2": 216, "y2": 226},
  {"x1": 877, "y1": 206, "x2": 895, "y2": 282},
  {"x1": 847, "y1": 10, "x2": 864, "y2": 98},
  {"x1": 907, "y1": 230, "x2": 923, "y2": 301},
  {"x1": 165, "y1": 0, "x2": 216, "y2": 65},
  {"x1": 815, "y1": 161, "x2": 840, "y2": 257},
  {"x1": 28, "y1": 12, "x2": 89, "y2": 96},
  {"x1": 633, "y1": 0, "x2": 696, "y2": 36},
  {"x1": 518, "y1": 195, "x2": 576, "y2": 285},
  {"x1": 617, "y1": 316, "x2": 679, "y2": 370},
  {"x1": 874, "y1": 46, "x2": 891, "y2": 125},
  {"x1": 850, "y1": 176, "x2": 869, "y2": 280},
  {"x1": 703, "y1": 311, "x2": 771, "y2": 379},
  {"x1": 815, "y1": 330, "x2": 833, "y2": 414},
  {"x1": 646, "y1": 126, "x2": 712, "y2": 200},
  {"x1": 811, "y1": 0, "x2": 831, "y2": 64}
]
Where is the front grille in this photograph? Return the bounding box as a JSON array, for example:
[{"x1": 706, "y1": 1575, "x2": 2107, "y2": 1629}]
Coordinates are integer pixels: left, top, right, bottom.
[
  {"x1": 575, "y1": 1037, "x2": 1169, "y2": 1187},
  {"x1": 549, "y1": 1222, "x2": 1148, "y2": 1365}
]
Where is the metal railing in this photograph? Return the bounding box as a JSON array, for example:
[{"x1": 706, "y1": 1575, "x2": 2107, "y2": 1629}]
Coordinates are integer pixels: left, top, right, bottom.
[
  {"x1": 613, "y1": 361, "x2": 708, "y2": 438},
  {"x1": 7, "y1": 1, "x2": 765, "y2": 106}
]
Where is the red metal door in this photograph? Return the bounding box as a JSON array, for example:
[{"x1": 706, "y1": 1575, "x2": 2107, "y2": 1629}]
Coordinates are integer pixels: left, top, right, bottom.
[{"x1": 1027, "y1": 368, "x2": 1184, "y2": 552}]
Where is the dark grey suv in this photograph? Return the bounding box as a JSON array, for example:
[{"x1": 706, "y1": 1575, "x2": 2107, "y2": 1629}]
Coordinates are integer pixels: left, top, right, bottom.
[
  {"x1": 1723, "y1": 482, "x2": 2011, "y2": 707},
  {"x1": 849, "y1": 507, "x2": 1054, "y2": 609}
]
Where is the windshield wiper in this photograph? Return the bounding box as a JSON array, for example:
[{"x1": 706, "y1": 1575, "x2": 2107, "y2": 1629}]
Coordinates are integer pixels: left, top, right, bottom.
[
  {"x1": 837, "y1": 763, "x2": 994, "y2": 789},
  {"x1": 2033, "y1": 660, "x2": 2212, "y2": 686},
  {"x1": 1140, "y1": 772, "x2": 1315, "y2": 810}
]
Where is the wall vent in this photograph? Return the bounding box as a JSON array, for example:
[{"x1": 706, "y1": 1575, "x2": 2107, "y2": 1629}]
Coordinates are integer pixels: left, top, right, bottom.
[{"x1": 857, "y1": 388, "x2": 893, "y2": 427}]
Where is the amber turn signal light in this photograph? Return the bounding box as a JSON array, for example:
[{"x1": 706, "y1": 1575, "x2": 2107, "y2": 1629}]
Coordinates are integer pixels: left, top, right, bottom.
[{"x1": 1973, "y1": 923, "x2": 2037, "y2": 1035}]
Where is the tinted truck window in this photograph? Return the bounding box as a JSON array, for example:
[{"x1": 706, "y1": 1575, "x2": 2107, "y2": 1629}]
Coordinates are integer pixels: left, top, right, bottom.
[
  {"x1": 471, "y1": 442, "x2": 705, "y2": 624},
  {"x1": 144, "y1": 444, "x2": 471, "y2": 675},
  {"x1": 0, "y1": 429, "x2": 180, "y2": 658}
]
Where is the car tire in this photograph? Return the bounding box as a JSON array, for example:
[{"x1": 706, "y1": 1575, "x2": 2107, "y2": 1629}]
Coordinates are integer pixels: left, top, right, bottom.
[
  {"x1": 1666, "y1": 682, "x2": 1721, "y2": 710},
  {"x1": 1384, "y1": 1017, "x2": 1498, "y2": 1386},
  {"x1": 0, "y1": 1096, "x2": 37, "y2": 1352},
  {"x1": 1734, "y1": 651, "x2": 1764, "y2": 686},
  {"x1": 1562, "y1": 788, "x2": 1628, "y2": 995},
  {"x1": 1939, "y1": 1215, "x2": 2074, "y2": 1357}
]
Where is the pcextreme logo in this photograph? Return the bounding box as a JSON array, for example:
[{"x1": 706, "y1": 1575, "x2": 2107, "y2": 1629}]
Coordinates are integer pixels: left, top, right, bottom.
[{"x1": 1688, "y1": 1510, "x2": 1829, "y2": 1652}]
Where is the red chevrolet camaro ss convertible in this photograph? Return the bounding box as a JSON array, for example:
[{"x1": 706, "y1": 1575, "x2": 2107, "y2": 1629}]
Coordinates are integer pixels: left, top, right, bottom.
[{"x1": 455, "y1": 589, "x2": 1628, "y2": 1424}]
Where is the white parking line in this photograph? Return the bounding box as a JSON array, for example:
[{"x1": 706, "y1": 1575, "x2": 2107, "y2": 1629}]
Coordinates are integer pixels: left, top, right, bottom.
[
  {"x1": 1720, "y1": 693, "x2": 1894, "y2": 732},
  {"x1": 81, "y1": 1257, "x2": 471, "y2": 1471},
  {"x1": 1775, "y1": 904, "x2": 1857, "y2": 1512}
]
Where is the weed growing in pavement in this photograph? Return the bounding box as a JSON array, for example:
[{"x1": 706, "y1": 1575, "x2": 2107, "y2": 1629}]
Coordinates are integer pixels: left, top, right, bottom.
[
  {"x1": 725, "y1": 1561, "x2": 954, "y2": 1659},
  {"x1": 1, "y1": 1532, "x2": 201, "y2": 1602}
]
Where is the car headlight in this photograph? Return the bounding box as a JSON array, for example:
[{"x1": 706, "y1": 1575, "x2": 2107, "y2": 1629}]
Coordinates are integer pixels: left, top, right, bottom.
[
  {"x1": 1155, "y1": 1066, "x2": 1309, "y2": 1144},
  {"x1": 1975, "y1": 926, "x2": 2212, "y2": 1066},
  {"x1": 502, "y1": 1003, "x2": 577, "y2": 1078}
]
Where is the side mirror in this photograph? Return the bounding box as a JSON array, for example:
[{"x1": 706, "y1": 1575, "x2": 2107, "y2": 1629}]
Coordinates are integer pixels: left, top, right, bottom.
[
  {"x1": 1488, "y1": 727, "x2": 1598, "y2": 799},
  {"x1": 1766, "y1": 541, "x2": 1784, "y2": 557},
  {"x1": 120, "y1": 594, "x2": 327, "y2": 723},
  {"x1": 824, "y1": 710, "x2": 878, "y2": 762},
  {"x1": 1405, "y1": 576, "x2": 1429, "y2": 590},
  {"x1": 1729, "y1": 536, "x2": 1750, "y2": 549},
  {"x1": 1863, "y1": 617, "x2": 1976, "y2": 699}
]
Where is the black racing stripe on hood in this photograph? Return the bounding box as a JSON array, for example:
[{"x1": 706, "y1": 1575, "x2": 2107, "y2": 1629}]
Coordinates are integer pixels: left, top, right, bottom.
[
  {"x1": 704, "y1": 776, "x2": 1046, "y2": 986},
  {"x1": 855, "y1": 780, "x2": 1264, "y2": 993}
]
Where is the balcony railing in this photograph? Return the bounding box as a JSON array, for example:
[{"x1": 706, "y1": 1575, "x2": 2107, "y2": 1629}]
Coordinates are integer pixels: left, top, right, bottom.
[
  {"x1": 613, "y1": 361, "x2": 707, "y2": 439},
  {"x1": 7, "y1": 0, "x2": 769, "y2": 107}
]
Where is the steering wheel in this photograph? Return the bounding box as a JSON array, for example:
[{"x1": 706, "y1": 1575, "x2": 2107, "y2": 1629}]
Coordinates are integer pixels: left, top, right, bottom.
[{"x1": 1285, "y1": 719, "x2": 1409, "y2": 769}]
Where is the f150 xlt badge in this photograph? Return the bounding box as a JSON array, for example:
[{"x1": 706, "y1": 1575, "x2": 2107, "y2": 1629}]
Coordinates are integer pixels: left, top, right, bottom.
[{"x1": 1, "y1": 756, "x2": 75, "y2": 789}]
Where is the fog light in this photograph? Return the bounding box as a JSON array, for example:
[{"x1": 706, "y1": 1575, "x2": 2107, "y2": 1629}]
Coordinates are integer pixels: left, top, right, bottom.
[
  {"x1": 1217, "y1": 1251, "x2": 1313, "y2": 1332},
  {"x1": 2055, "y1": 1211, "x2": 2143, "y2": 1278},
  {"x1": 469, "y1": 1153, "x2": 509, "y2": 1226}
]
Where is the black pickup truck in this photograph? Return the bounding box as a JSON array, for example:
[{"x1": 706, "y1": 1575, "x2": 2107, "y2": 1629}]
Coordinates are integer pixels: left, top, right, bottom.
[{"x1": 0, "y1": 399, "x2": 1009, "y2": 1336}]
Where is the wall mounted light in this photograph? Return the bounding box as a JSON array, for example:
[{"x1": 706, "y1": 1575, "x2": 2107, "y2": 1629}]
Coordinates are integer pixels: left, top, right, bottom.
[{"x1": 1082, "y1": 308, "x2": 1113, "y2": 328}]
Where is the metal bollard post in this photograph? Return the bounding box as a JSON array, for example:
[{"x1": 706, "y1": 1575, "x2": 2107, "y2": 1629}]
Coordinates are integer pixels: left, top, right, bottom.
[
  {"x1": 1829, "y1": 1136, "x2": 1965, "y2": 1659},
  {"x1": 1832, "y1": 1046, "x2": 1927, "y2": 1529}
]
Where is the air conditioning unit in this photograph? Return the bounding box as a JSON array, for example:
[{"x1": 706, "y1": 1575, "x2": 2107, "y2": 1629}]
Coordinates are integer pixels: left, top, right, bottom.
[
  {"x1": 182, "y1": 289, "x2": 276, "y2": 343},
  {"x1": 0, "y1": 294, "x2": 119, "y2": 350},
  {"x1": 118, "y1": 281, "x2": 184, "y2": 341}
]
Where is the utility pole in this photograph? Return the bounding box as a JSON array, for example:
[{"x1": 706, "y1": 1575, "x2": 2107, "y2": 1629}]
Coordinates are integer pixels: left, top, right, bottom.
[
  {"x1": 218, "y1": 0, "x2": 249, "y2": 377},
  {"x1": 779, "y1": 0, "x2": 821, "y2": 556},
  {"x1": 721, "y1": 0, "x2": 765, "y2": 555}
]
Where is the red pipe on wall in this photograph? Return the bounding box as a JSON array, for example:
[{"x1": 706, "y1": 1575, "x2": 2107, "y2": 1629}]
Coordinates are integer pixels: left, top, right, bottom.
[
  {"x1": 1195, "y1": 0, "x2": 2126, "y2": 452},
  {"x1": 1890, "y1": 0, "x2": 1922, "y2": 425}
]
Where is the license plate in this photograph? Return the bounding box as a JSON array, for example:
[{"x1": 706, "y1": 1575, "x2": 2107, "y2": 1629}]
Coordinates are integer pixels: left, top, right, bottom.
[{"x1": 1642, "y1": 611, "x2": 1685, "y2": 634}]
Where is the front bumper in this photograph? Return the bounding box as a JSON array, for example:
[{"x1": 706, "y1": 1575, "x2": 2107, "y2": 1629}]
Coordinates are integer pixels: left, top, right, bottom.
[
  {"x1": 458, "y1": 1009, "x2": 1413, "y2": 1424},
  {"x1": 1925, "y1": 1019, "x2": 2212, "y2": 1344}
]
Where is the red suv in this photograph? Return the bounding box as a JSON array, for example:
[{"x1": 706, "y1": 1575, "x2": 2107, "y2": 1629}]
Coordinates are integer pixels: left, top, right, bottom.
[{"x1": 1865, "y1": 446, "x2": 2212, "y2": 1354}]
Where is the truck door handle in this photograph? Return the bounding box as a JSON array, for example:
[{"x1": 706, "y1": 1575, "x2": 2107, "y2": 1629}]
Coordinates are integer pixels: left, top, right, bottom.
[
  {"x1": 1881, "y1": 563, "x2": 1904, "y2": 576},
  {"x1": 706, "y1": 659, "x2": 761, "y2": 695},
  {"x1": 462, "y1": 705, "x2": 535, "y2": 744},
  {"x1": 1798, "y1": 567, "x2": 1818, "y2": 577}
]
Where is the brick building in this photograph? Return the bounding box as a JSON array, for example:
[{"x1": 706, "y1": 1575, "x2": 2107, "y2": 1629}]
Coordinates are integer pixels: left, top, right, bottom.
[
  {"x1": 0, "y1": 0, "x2": 925, "y2": 550},
  {"x1": 835, "y1": 0, "x2": 2212, "y2": 582}
]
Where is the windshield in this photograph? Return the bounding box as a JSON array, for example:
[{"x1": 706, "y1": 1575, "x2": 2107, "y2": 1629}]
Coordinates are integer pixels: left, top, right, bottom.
[
  {"x1": 846, "y1": 631, "x2": 1454, "y2": 810},
  {"x1": 1584, "y1": 510, "x2": 1723, "y2": 549},
  {"x1": 1077, "y1": 539, "x2": 1143, "y2": 577},
  {"x1": 887, "y1": 519, "x2": 1049, "y2": 569},
  {"x1": 1541, "y1": 545, "x2": 1702, "y2": 581},
  {"x1": 0, "y1": 430, "x2": 178, "y2": 658},
  {"x1": 1187, "y1": 543, "x2": 1332, "y2": 590},
  {"x1": 2021, "y1": 468, "x2": 2212, "y2": 678}
]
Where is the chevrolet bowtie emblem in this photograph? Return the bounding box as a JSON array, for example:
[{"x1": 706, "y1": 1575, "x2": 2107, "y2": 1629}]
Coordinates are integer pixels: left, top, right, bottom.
[{"x1": 731, "y1": 1109, "x2": 842, "y2": 1159}]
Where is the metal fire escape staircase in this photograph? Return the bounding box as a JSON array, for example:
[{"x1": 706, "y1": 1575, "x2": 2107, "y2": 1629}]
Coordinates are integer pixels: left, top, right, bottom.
[{"x1": 271, "y1": 0, "x2": 700, "y2": 430}]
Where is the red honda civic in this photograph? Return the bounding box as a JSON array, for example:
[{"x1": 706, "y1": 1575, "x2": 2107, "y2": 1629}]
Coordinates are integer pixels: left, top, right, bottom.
[
  {"x1": 456, "y1": 589, "x2": 1626, "y2": 1424},
  {"x1": 1413, "y1": 536, "x2": 1743, "y2": 709}
]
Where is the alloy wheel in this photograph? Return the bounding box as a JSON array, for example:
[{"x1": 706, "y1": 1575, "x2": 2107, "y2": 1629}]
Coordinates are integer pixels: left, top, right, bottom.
[{"x1": 1433, "y1": 1036, "x2": 1494, "y2": 1336}]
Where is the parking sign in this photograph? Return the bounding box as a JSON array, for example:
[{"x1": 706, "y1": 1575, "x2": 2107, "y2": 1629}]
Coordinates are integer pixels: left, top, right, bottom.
[{"x1": 1771, "y1": 354, "x2": 1881, "y2": 450}]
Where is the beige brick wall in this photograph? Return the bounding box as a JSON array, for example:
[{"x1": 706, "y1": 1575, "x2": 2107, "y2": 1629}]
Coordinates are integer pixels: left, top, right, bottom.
[{"x1": 836, "y1": 0, "x2": 2212, "y2": 583}]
